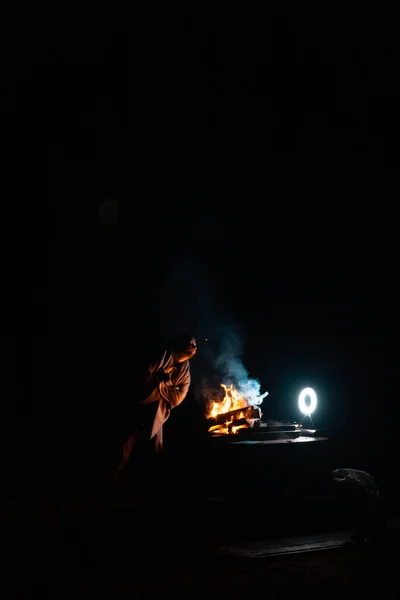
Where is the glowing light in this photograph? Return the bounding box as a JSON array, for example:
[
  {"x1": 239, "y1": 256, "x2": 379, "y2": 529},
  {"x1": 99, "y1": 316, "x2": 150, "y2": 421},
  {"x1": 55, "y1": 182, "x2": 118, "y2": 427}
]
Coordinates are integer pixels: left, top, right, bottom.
[
  {"x1": 208, "y1": 383, "x2": 249, "y2": 418},
  {"x1": 298, "y1": 387, "x2": 317, "y2": 415}
]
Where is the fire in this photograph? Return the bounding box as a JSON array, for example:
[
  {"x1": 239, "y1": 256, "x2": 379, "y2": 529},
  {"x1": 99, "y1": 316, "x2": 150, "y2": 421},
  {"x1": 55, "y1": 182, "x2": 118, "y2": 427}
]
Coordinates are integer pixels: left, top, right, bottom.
[
  {"x1": 208, "y1": 383, "x2": 251, "y2": 418},
  {"x1": 207, "y1": 383, "x2": 257, "y2": 435},
  {"x1": 208, "y1": 419, "x2": 247, "y2": 435}
]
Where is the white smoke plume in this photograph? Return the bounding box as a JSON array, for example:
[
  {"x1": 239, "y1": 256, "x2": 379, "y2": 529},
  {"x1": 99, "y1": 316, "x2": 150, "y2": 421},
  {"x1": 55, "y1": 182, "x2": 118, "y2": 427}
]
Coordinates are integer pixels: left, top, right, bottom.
[
  {"x1": 214, "y1": 328, "x2": 268, "y2": 407},
  {"x1": 155, "y1": 255, "x2": 268, "y2": 408}
]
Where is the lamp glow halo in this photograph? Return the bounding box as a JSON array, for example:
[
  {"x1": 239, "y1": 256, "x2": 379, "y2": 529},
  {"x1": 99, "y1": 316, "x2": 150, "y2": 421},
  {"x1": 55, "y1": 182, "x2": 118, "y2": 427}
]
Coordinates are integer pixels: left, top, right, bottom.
[{"x1": 298, "y1": 387, "x2": 317, "y2": 415}]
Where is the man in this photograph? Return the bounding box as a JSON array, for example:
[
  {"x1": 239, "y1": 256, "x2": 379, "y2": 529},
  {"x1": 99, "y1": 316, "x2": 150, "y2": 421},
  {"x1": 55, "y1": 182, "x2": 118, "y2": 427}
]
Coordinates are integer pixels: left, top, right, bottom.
[{"x1": 112, "y1": 333, "x2": 198, "y2": 480}]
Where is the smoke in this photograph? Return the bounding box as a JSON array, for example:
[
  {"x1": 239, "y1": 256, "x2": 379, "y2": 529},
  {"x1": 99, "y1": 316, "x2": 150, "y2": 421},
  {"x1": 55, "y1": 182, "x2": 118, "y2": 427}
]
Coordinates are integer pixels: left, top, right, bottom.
[
  {"x1": 197, "y1": 322, "x2": 268, "y2": 409},
  {"x1": 214, "y1": 328, "x2": 268, "y2": 407},
  {"x1": 156, "y1": 255, "x2": 268, "y2": 407}
]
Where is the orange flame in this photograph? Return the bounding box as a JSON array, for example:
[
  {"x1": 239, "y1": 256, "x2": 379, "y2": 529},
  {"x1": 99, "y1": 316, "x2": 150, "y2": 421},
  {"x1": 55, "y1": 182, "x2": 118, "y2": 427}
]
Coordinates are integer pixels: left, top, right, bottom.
[
  {"x1": 207, "y1": 383, "x2": 251, "y2": 418},
  {"x1": 207, "y1": 383, "x2": 255, "y2": 435}
]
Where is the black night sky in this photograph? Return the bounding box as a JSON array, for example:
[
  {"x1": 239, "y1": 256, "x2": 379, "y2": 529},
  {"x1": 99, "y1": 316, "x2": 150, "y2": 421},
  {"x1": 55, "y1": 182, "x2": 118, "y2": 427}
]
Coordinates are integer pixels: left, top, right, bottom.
[{"x1": 2, "y1": 13, "x2": 399, "y2": 497}]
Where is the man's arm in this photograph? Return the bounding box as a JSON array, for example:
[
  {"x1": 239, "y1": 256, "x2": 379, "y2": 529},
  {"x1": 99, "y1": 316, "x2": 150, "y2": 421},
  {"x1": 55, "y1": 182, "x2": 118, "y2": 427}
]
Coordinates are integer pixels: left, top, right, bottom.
[{"x1": 160, "y1": 379, "x2": 190, "y2": 408}]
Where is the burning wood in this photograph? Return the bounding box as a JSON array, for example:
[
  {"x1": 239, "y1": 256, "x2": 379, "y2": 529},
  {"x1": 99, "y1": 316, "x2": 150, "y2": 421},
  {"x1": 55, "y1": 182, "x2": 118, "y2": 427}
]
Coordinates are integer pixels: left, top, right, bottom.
[
  {"x1": 209, "y1": 415, "x2": 262, "y2": 434},
  {"x1": 206, "y1": 382, "x2": 266, "y2": 435},
  {"x1": 210, "y1": 405, "x2": 261, "y2": 426}
]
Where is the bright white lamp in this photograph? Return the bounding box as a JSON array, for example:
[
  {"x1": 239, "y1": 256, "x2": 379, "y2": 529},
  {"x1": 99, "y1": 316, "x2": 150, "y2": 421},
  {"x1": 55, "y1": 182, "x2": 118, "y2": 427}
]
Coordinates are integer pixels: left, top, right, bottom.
[{"x1": 298, "y1": 387, "x2": 317, "y2": 415}]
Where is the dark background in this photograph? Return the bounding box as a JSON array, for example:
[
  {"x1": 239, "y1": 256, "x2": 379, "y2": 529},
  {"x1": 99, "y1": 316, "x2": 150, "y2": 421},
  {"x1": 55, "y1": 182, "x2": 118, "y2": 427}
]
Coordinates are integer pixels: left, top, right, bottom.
[{"x1": 1, "y1": 12, "x2": 399, "y2": 499}]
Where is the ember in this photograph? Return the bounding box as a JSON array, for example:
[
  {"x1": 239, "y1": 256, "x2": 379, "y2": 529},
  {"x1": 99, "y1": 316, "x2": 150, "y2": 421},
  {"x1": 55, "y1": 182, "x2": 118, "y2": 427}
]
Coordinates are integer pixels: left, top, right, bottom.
[{"x1": 207, "y1": 383, "x2": 265, "y2": 435}]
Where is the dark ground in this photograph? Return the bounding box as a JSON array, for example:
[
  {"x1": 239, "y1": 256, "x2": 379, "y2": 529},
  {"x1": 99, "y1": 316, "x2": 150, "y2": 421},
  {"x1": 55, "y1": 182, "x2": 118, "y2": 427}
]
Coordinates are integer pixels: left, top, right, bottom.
[
  {"x1": 2, "y1": 498, "x2": 399, "y2": 599},
  {"x1": 2, "y1": 430, "x2": 400, "y2": 599}
]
